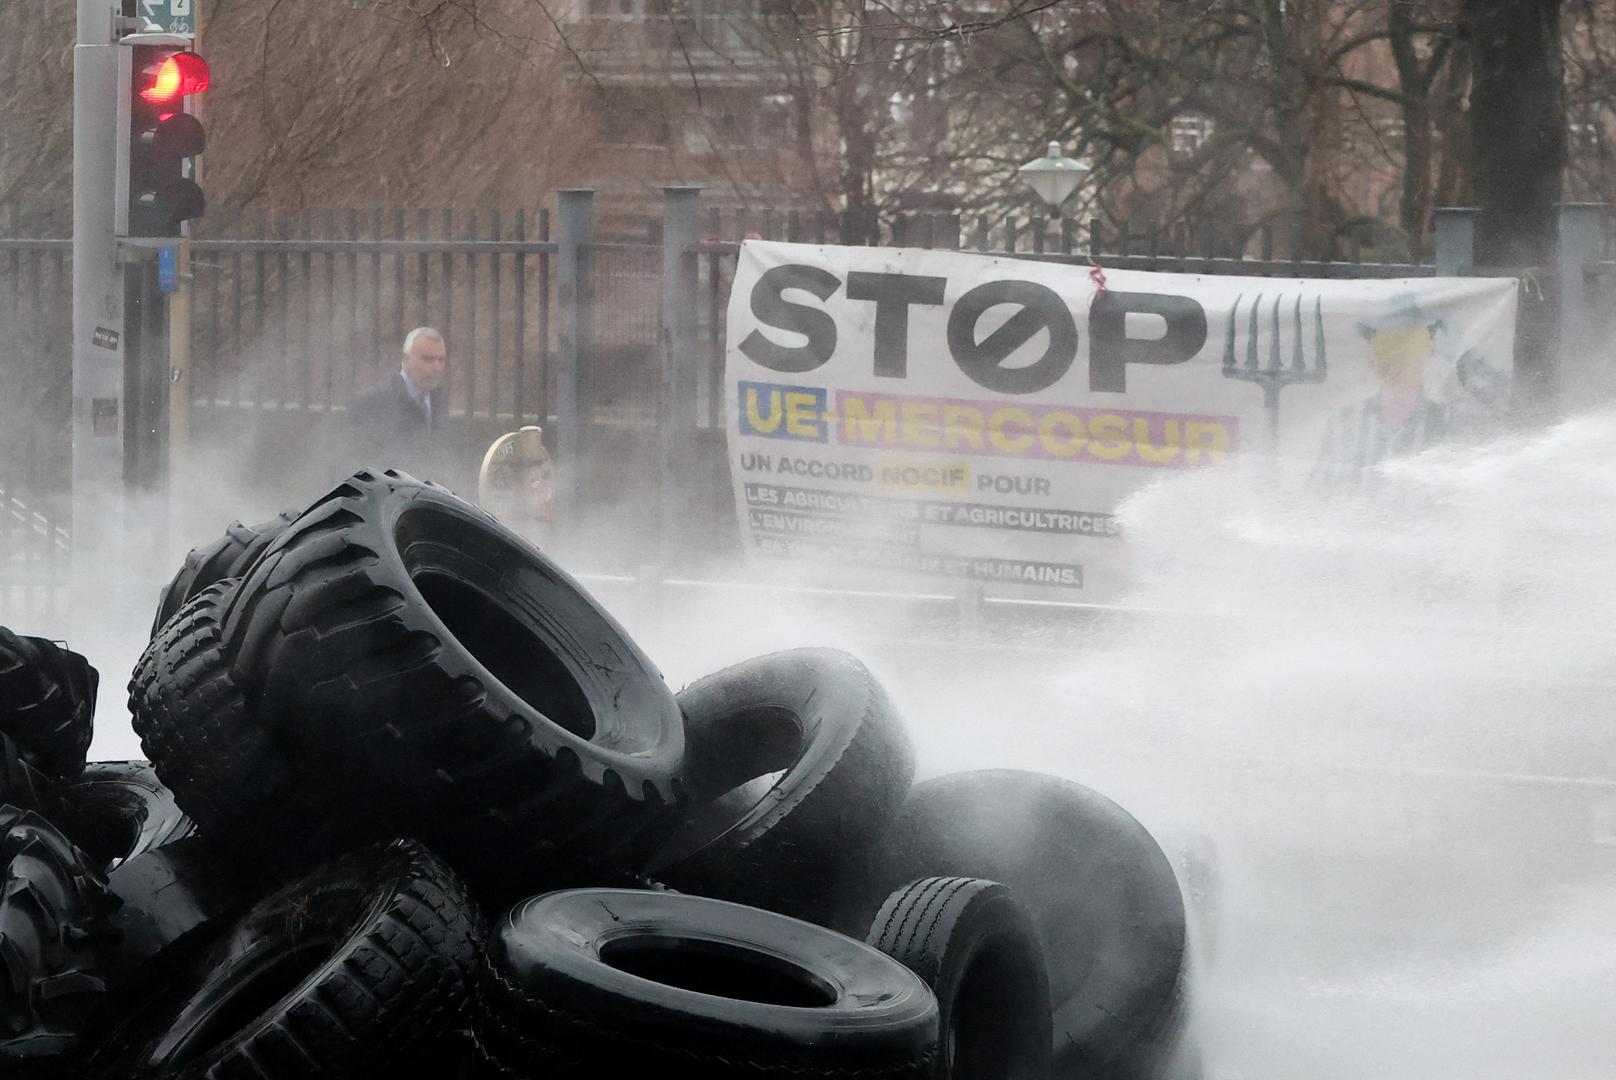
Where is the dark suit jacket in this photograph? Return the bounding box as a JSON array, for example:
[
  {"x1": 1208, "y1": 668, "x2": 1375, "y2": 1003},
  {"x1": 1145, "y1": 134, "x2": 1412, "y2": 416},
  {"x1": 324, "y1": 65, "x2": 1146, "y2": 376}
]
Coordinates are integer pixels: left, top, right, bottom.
[{"x1": 335, "y1": 371, "x2": 452, "y2": 484}]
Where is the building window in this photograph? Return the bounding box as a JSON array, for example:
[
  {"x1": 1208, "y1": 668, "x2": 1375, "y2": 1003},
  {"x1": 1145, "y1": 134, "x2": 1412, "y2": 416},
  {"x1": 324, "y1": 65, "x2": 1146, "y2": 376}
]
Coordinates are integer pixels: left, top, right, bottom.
[
  {"x1": 584, "y1": 0, "x2": 671, "y2": 18},
  {"x1": 759, "y1": 93, "x2": 796, "y2": 148},
  {"x1": 687, "y1": 92, "x2": 795, "y2": 153},
  {"x1": 599, "y1": 90, "x2": 671, "y2": 147}
]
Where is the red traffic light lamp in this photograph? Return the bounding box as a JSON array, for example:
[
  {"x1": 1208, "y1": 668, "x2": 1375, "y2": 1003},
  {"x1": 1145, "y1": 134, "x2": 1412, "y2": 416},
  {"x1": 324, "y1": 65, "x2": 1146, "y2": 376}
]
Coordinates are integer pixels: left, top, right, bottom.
[
  {"x1": 118, "y1": 40, "x2": 210, "y2": 238},
  {"x1": 140, "y1": 51, "x2": 210, "y2": 105}
]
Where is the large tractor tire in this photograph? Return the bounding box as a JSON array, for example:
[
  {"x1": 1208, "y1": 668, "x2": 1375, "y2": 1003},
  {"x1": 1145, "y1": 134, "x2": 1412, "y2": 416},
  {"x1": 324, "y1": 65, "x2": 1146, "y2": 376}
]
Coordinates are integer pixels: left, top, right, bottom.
[
  {"x1": 57, "y1": 761, "x2": 195, "y2": 874},
  {"x1": 0, "y1": 733, "x2": 58, "y2": 815},
  {"x1": 0, "y1": 629, "x2": 97, "y2": 780},
  {"x1": 0, "y1": 806, "x2": 118, "y2": 1067},
  {"x1": 86, "y1": 839, "x2": 481, "y2": 1079},
  {"x1": 130, "y1": 581, "x2": 294, "y2": 863},
  {"x1": 643, "y1": 648, "x2": 913, "y2": 921},
  {"x1": 148, "y1": 469, "x2": 685, "y2": 893},
  {"x1": 150, "y1": 510, "x2": 299, "y2": 639},
  {"x1": 476, "y1": 888, "x2": 938, "y2": 1078}
]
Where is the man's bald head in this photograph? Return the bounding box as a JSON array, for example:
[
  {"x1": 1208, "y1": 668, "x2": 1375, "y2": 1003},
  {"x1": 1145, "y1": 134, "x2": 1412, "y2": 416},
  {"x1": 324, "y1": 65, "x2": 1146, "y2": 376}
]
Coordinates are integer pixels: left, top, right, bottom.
[{"x1": 401, "y1": 327, "x2": 447, "y2": 392}]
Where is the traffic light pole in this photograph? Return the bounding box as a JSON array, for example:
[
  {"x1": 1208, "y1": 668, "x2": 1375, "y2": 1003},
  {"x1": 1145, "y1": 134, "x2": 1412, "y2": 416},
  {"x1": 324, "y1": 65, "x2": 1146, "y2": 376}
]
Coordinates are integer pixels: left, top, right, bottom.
[
  {"x1": 168, "y1": 239, "x2": 191, "y2": 496},
  {"x1": 170, "y1": 13, "x2": 199, "y2": 496},
  {"x1": 124, "y1": 257, "x2": 168, "y2": 491},
  {"x1": 74, "y1": 4, "x2": 210, "y2": 632},
  {"x1": 72, "y1": 0, "x2": 133, "y2": 608}
]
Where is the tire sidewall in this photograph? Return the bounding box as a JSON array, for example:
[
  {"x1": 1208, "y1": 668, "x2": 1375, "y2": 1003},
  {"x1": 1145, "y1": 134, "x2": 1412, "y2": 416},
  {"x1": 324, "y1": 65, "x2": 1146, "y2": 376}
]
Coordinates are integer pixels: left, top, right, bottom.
[
  {"x1": 61, "y1": 761, "x2": 193, "y2": 872},
  {"x1": 492, "y1": 889, "x2": 937, "y2": 1058},
  {"x1": 668, "y1": 649, "x2": 873, "y2": 856},
  {"x1": 852, "y1": 770, "x2": 1188, "y2": 1077},
  {"x1": 230, "y1": 471, "x2": 683, "y2": 783}
]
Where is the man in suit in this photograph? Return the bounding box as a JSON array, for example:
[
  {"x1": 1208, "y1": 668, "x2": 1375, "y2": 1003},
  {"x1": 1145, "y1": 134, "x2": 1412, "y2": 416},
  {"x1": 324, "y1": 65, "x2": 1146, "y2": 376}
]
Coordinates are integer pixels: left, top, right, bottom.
[{"x1": 343, "y1": 326, "x2": 453, "y2": 482}]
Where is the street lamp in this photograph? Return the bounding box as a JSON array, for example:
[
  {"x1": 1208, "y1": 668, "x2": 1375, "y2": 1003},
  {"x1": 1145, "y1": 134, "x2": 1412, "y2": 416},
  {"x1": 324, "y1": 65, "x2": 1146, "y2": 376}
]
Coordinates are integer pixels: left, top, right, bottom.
[{"x1": 1017, "y1": 141, "x2": 1089, "y2": 210}]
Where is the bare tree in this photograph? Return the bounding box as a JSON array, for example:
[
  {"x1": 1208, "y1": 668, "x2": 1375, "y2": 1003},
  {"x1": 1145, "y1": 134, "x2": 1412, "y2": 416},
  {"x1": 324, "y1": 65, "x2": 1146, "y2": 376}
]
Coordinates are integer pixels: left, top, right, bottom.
[
  {"x1": 936, "y1": 1, "x2": 1481, "y2": 255},
  {"x1": 0, "y1": 1, "x2": 76, "y2": 232},
  {"x1": 0, "y1": 0, "x2": 600, "y2": 230},
  {"x1": 671, "y1": 0, "x2": 971, "y2": 217},
  {"x1": 198, "y1": 0, "x2": 598, "y2": 210},
  {"x1": 3, "y1": 0, "x2": 1605, "y2": 258},
  {"x1": 1560, "y1": 0, "x2": 1615, "y2": 203}
]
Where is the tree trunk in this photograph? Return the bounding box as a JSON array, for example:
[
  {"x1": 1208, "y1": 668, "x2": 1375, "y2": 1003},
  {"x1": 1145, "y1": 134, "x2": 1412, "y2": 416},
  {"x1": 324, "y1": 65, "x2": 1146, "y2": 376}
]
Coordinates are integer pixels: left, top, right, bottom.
[
  {"x1": 1387, "y1": 2, "x2": 1442, "y2": 260},
  {"x1": 1463, "y1": 0, "x2": 1566, "y2": 266},
  {"x1": 1400, "y1": 101, "x2": 1434, "y2": 259},
  {"x1": 1432, "y1": 38, "x2": 1473, "y2": 211}
]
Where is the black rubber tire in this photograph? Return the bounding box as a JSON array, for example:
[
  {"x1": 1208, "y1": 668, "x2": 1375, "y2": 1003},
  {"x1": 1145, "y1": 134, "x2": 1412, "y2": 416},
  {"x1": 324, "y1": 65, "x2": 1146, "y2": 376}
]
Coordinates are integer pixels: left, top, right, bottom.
[
  {"x1": 867, "y1": 877, "x2": 1051, "y2": 1080},
  {"x1": 134, "y1": 580, "x2": 642, "y2": 903},
  {"x1": 134, "y1": 568, "x2": 672, "y2": 900},
  {"x1": 0, "y1": 628, "x2": 97, "y2": 780},
  {"x1": 642, "y1": 648, "x2": 914, "y2": 920},
  {"x1": 475, "y1": 888, "x2": 938, "y2": 1078},
  {"x1": 1159, "y1": 829, "x2": 1221, "y2": 968},
  {"x1": 99, "y1": 835, "x2": 252, "y2": 993},
  {"x1": 130, "y1": 580, "x2": 296, "y2": 860},
  {"x1": 211, "y1": 468, "x2": 687, "y2": 886},
  {"x1": 56, "y1": 761, "x2": 195, "y2": 874},
  {"x1": 836, "y1": 770, "x2": 1189, "y2": 1080},
  {"x1": 406, "y1": 1025, "x2": 479, "y2": 1080},
  {"x1": 0, "y1": 733, "x2": 60, "y2": 815},
  {"x1": 0, "y1": 806, "x2": 118, "y2": 1067},
  {"x1": 85, "y1": 838, "x2": 483, "y2": 1079},
  {"x1": 150, "y1": 509, "x2": 299, "y2": 640}
]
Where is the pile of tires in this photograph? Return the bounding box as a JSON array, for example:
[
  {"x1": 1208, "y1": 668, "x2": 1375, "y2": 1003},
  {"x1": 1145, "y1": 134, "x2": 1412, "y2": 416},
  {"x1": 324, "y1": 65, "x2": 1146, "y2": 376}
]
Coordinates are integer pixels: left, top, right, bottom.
[{"x1": 1, "y1": 467, "x2": 1197, "y2": 1078}]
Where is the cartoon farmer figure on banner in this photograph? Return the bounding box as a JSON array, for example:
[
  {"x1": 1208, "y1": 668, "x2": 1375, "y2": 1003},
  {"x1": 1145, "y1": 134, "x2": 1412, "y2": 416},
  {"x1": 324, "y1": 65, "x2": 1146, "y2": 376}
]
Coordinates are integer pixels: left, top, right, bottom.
[{"x1": 1312, "y1": 293, "x2": 1509, "y2": 492}]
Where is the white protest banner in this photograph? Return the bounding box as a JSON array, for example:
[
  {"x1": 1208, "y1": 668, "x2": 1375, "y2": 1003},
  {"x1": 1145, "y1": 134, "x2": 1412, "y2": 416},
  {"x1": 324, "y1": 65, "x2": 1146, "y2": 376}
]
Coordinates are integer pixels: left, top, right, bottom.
[{"x1": 724, "y1": 241, "x2": 1517, "y2": 601}]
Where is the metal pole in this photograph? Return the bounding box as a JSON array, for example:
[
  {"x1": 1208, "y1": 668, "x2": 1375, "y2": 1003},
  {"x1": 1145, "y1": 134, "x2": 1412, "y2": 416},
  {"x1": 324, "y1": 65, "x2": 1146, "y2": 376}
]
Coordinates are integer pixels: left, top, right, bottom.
[
  {"x1": 659, "y1": 186, "x2": 702, "y2": 574},
  {"x1": 167, "y1": 242, "x2": 191, "y2": 489},
  {"x1": 124, "y1": 257, "x2": 168, "y2": 491},
  {"x1": 1557, "y1": 202, "x2": 1608, "y2": 412},
  {"x1": 170, "y1": 4, "x2": 202, "y2": 517},
  {"x1": 72, "y1": 0, "x2": 128, "y2": 616},
  {"x1": 555, "y1": 189, "x2": 594, "y2": 539}
]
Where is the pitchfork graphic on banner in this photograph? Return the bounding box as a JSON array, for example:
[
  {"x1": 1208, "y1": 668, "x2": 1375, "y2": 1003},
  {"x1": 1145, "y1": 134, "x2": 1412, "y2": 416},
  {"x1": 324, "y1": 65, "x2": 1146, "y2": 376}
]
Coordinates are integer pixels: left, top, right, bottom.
[{"x1": 1222, "y1": 293, "x2": 1327, "y2": 450}]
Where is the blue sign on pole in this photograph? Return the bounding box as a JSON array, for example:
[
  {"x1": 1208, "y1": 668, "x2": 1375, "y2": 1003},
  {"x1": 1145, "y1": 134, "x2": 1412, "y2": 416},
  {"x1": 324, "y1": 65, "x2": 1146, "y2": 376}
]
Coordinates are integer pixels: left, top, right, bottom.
[{"x1": 157, "y1": 246, "x2": 178, "y2": 293}]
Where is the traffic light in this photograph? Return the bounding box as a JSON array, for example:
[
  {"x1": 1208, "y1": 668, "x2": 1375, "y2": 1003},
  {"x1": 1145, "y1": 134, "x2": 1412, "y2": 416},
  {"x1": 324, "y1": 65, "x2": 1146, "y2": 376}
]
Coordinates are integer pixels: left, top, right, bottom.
[{"x1": 119, "y1": 42, "x2": 210, "y2": 237}]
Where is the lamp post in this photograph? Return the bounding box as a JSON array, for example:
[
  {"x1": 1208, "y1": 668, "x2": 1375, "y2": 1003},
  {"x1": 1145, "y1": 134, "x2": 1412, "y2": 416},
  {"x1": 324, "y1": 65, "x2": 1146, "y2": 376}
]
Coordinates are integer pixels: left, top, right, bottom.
[{"x1": 1017, "y1": 142, "x2": 1089, "y2": 210}]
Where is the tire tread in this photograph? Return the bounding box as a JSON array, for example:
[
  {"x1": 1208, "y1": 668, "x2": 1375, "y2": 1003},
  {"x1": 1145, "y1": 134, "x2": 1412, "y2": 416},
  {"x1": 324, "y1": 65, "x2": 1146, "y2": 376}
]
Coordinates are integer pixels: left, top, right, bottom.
[
  {"x1": 0, "y1": 807, "x2": 117, "y2": 1064},
  {"x1": 0, "y1": 629, "x2": 96, "y2": 779}
]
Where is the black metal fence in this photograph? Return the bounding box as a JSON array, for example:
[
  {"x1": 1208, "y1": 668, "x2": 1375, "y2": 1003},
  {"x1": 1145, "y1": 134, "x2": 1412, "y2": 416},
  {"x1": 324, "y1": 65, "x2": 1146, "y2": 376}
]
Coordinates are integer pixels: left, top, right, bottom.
[
  {"x1": 0, "y1": 482, "x2": 71, "y2": 626},
  {"x1": 1, "y1": 236, "x2": 72, "y2": 625},
  {"x1": 0, "y1": 238, "x2": 72, "y2": 496},
  {"x1": 690, "y1": 204, "x2": 1434, "y2": 265},
  {"x1": 0, "y1": 194, "x2": 1592, "y2": 613},
  {"x1": 188, "y1": 209, "x2": 559, "y2": 422}
]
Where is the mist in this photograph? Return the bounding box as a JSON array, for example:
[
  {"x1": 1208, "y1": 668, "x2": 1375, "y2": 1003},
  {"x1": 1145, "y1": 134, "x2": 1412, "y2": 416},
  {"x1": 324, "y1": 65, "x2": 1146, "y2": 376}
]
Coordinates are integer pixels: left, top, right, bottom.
[
  {"x1": 10, "y1": 393, "x2": 1615, "y2": 1079},
  {"x1": 582, "y1": 411, "x2": 1616, "y2": 1080}
]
